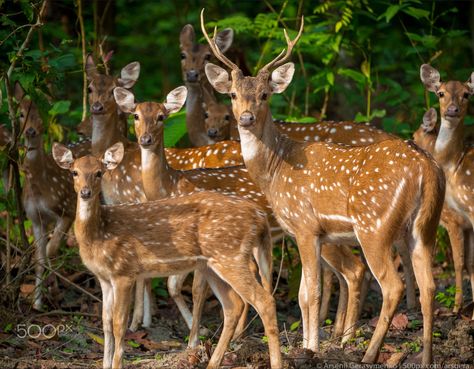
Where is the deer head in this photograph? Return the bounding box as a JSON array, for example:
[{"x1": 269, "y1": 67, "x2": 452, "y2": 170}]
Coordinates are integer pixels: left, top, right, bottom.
[
  {"x1": 114, "y1": 86, "x2": 187, "y2": 149},
  {"x1": 202, "y1": 10, "x2": 303, "y2": 140},
  {"x1": 202, "y1": 100, "x2": 233, "y2": 141},
  {"x1": 420, "y1": 64, "x2": 474, "y2": 128},
  {"x1": 14, "y1": 82, "x2": 44, "y2": 151},
  {"x1": 53, "y1": 141, "x2": 124, "y2": 200},
  {"x1": 86, "y1": 55, "x2": 140, "y2": 115},
  {"x1": 180, "y1": 24, "x2": 233, "y2": 84}
]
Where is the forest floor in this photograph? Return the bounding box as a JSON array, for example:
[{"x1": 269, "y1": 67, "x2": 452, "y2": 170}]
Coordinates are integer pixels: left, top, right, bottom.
[{"x1": 0, "y1": 245, "x2": 473, "y2": 369}]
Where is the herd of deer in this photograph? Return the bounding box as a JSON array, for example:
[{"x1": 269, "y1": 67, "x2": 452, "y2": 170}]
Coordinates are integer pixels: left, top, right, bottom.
[{"x1": 2, "y1": 9, "x2": 473, "y2": 369}]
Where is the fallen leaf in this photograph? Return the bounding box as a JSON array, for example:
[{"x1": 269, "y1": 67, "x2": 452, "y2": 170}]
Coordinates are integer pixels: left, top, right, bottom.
[
  {"x1": 20, "y1": 284, "x2": 35, "y2": 295},
  {"x1": 386, "y1": 352, "x2": 406, "y2": 368},
  {"x1": 369, "y1": 313, "x2": 408, "y2": 330},
  {"x1": 125, "y1": 331, "x2": 148, "y2": 340},
  {"x1": 86, "y1": 331, "x2": 104, "y2": 346}
]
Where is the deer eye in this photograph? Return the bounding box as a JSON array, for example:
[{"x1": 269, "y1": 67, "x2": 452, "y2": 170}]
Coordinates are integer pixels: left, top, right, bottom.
[
  {"x1": 438, "y1": 91, "x2": 444, "y2": 98},
  {"x1": 180, "y1": 53, "x2": 186, "y2": 60},
  {"x1": 72, "y1": 170, "x2": 78, "y2": 177},
  {"x1": 157, "y1": 115, "x2": 165, "y2": 121},
  {"x1": 204, "y1": 112, "x2": 209, "y2": 119},
  {"x1": 19, "y1": 113, "x2": 24, "y2": 118},
  {"x1": 224, "y1": 114, "x2": 230, "y2": 120},
  {"x1": 96, "y1": 171, "x2": 102, "y2": 178},
  {"x1": 463, "y1": 92, "x2": 470, "y2": 99},
  {"x1": 134, "y1": 114, "x2": 139, "y2": 120},
  {"x1": 87, "y1": 87, "x2": 92, "y2": 93},
  {"x1": 204, "y1": 54, "x2": 211, "y2": 61},
  {"x1": 261, "y1": 92, "x2": 268, "y2": 101},
  {"x1": 230, "y1": 92, "x2": 237, "y2": 100}
]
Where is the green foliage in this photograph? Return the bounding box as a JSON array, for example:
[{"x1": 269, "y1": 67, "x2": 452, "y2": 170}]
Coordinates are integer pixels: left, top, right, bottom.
[{"x1": 435, "y1": 285, "x2": 458, "y2": 309}]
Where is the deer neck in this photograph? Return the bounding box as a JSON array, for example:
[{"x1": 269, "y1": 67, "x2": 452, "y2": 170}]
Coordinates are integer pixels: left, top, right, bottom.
[
  {"x1": 74, "y1": 196, "x2": 102, "y2": 245},
  {"x1": 239, "y1": 110, "x2": 294, "y2": 190},
  {"x1": 434, "y1": 117, "x2": 465, "y2": 171},
  {"x1": 23, "y1": 138, "x2": 47, "y2": 177},
  {"x1": 185, "y1": 82, "x2": 214, "y2": 146},
  {"x1": 91, "y1": 110, "x2": 125, "y2": 156},
  {"x1": 140, "y1": 139, "x2": 178, "y2": 200}
]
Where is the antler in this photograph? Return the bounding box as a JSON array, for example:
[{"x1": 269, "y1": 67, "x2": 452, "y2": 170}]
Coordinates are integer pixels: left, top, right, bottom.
[
  {"x1": 260, "y1": 17, "x2": 304, "y2": 73},
  {"x1": 200, "y1": 9, "x2": 239, "y2": 71}
]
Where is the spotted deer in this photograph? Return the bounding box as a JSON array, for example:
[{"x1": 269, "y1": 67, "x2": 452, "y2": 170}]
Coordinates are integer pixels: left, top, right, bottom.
[
  {"x1": 420, "y1": 65, "x2": 474, "y2": 319},
  {"x1": 115, "y1": 85, "x2": 367, "y2": 345},
  {"x1": 14, "y1": 82, "x2": 76, "y2": 310},
  {"x1": 52, "y1": 141, "x2": 281, "y2": 369},
  {"x1": 203, "y1": 12, "x2": 445, "y2": 364},
  {"x1": 180, "y1": 24, "x2": 233, "y2": 146},
  {"x1": 202, "y1": 99, "x2": 239, "y2": 141}
]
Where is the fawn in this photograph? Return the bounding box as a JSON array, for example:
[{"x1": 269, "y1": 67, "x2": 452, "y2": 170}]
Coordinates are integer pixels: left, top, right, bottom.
[
  {"x1": 203, "y1": 11, "x2": 445, "y2": 364},
  {"x1": 52, "y1": 141, "x2": 281, "y2": 369}
]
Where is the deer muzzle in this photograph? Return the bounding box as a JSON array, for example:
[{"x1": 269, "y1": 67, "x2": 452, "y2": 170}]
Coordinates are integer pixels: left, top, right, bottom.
[
  {"x1": 25, "y1": 127, "x2": 37, "y2": 138},
  {"x1": 239, "y1": 111, "x2": 255, "y2": 128},
  {"x1": 91, "y1": 102, "x2": 104, "y2": 114},
  {"x1": 445, "y1": 104, "x2": 460, "y2": 118},
  {"x1": 207, "y1": 127, "x2": 218, "y2": 138},
  {"x1": 80, "y1": 187, "x2": 92, "y2": 200},
  {"x1": 186, "y1": 70, "x2": 199, "y2": 83},
  {"x1": 139, "y1": 133, "x2": 153, "y2": 147}
]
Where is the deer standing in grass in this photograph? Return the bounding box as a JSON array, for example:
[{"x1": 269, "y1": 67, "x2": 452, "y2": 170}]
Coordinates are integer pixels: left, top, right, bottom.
[
  {"x1": 52, "y1": 141, "x2": 281, "y2": 369},
  {"x1": 420, "y1": 65, "x2": 474, "y2": 318},
  {"x1": 14, "y1": 82, "x2": 76, "y2": 310},
  {"x1": 203, "y1": 11, "x2": 445, "y2": 364},
  {"x1": 114, "y1": 85, "x2": 368, "y2": 344},
  {"x1": 180, "y1": 24, "x2": 234, "y2": 146}
]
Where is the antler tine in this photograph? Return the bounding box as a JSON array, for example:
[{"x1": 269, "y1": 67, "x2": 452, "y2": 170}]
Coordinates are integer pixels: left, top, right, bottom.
[
  {"x1": 261, "y1": 16, "x2": 304, "y2": 72},
  {"x1": 200, "y1": 9, "x2": 239, "y2": 71}
]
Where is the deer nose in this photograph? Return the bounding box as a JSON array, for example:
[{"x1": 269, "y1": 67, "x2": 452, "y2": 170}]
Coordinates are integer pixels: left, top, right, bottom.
[
  {"x1": 25, "y1": 127, "x2": 36, "y2": 137},
  {"x1": 91, "y1": 102, "x2": 104, "y2": 114},
  {"x1": 139, "y1": 133, "x2": 153, "y2": 147},
  {"x1": 207, "y1": 128, "x2": 218, "y2": 138},
  {"x1": 80, "y1": 187, "x2": 92, "y2": 199},
  {"x1": 445, "y1": 105, "x2": 459, "y2": 117},
  {"x1": 239, "y1": 111, "x2": 255, "y2": 127},
  {"x1": 186, "y1": 70, "x2": 199, "y2": 83}
]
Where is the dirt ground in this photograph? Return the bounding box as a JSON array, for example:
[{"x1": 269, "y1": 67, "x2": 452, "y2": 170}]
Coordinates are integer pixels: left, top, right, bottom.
[{"x1": 0, "y1": 251, "x2": 473, "y2": 369}]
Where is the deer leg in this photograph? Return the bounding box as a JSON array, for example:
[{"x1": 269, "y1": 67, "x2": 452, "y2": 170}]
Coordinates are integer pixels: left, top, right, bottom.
[
  {"x1": 322, "y1": 245, "x2": 364, "y2": 343},
  {"x1": 358, "y1": 268, "x2": 372, "y2": 316},
  {"x1": 444, "y1": 220, "x2": 465, "y2": 313},
  {"x1": 32, "y1": 222, "x2": 47, "y2": 311},
  {"x1": 46, "y1": 216, "x2": 73, "y2": 258},
  {"x1": 129, "y1": 278, "x2": 144, "y2": 332},
  {"x1": 143, "y1": 279, "x2": 153, "y2": 327},
  {"x1": 320, "y1": 263, "x2": 334, "y2": 323},
  {"x1": 188, "y1": 270, "x2": 209, "y2": 348},
  {"x1": 168, "y1": 273, "x2": 193, "y2": 329},
  {"x1": 204, "y1": 270, "x2": 245, "y2": 369},
  {"x1": 210, "y1": 262, "x2": 282, "y2": 369},
  {"x1": 358, "y1": 236, "x2": 404, "y2": 364},
  {"x1": 465, "y1": 229, "x2": 474, "y2": 320},
  {"x1": 98, "y1": 278, "x2": 114, "y2": 369},
  {"x1": 407, "y1": 232, "x2": 435, "y2": 365},
  {"x1": 111, "y1": 278, "x2": 133, "y2": 369},
  {"x1": 397, "y1": 240, "x2": 418, "y2": 310},
  {"x1": 295, "y1": 234, "x2": 320, "y2": 352}
]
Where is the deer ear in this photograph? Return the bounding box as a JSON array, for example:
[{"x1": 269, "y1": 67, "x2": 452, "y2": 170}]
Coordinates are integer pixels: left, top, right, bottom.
[
  {"x1": 14, "y1": 81, "x2": 25, "y2": 102},
  {"x1": 270, "y1": 63, "x2": 295, "y2": 94},
  {"x1": 422, "y1": 108, "x2": 437, "y2": 132},
  {"x1": 52, "y1": 143, "x2": 75, "y2": 170},
  {"x1": 466, "y1": 72, "x2": 474, "y2": 95},
  {"x1": 103, "y1": 142, "x2": 124, "y2": 170},
  {"x1": 205, "y1": 63, "x2": 232, "y2": 94},
  {"x1": 164, "y1": 86, "x2": 187, "y2": 114},
  {"x1": 180, "y1": 24, "x2": 195, "y2": 49},
  {"x1": 118, "y1": 62, "x2": 140, "y2": 89},
  {"x1": 215, "y1": 28, "x2": 233, "y2": 53},
  {"x1": 114, "y1": 87, "x2": 136, "y2": 113},
  {"x1": 86, "y1": 54, "x2": 98, "y2": 81},
  {"x1": 420, "y1": 64, "x2": 441, "y2": 93}
]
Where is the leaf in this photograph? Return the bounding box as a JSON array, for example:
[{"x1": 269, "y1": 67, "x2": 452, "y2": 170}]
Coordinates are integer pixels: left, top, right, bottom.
[
  {"x1": 164, "y1": 111, "x2": 187, "y2": 147},
  {"x1": 49, "y1": 100, "x2": 71, "y2": 116},
  {"x1": 290, "y1": 320, "x2": 300, "y2": 331},
  {"x1": 127, "y1": 340, "x2": 140, "y2": 348},
  {"x1": 355, "y1": 112, "x2": 368, "y2": 123},
  {"x1": 335, "y1": 21, "x2": 343, "y2": 33},
  {"x1": 403, "y1": 7, "x2": 430, "y2": 20},
  {"x1": 338, "y1": 68, "x2": 366, "y2": 87},
  {"x1": 326, "y1": 71, "x2": 334, "y2": 86},
  {"x1": 86, "y1": 331, "x2": 104, "y2": 346},
  {"x1": 371, "y1": 109, "x2": 386, "y2": 119},
  {"x1": 361, "y1": 60, "x2": 370, "y2": 79},
  {"x1": 380, "y1": 4, "x2": 401, "y2": 23}
]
